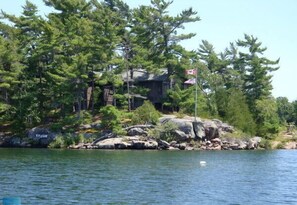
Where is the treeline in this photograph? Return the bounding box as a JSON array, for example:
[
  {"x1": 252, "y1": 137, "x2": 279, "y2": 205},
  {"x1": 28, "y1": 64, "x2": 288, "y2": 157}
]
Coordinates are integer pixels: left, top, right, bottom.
[{"x1": 0, "y1": 0, "x2": 296, "y2": 137}]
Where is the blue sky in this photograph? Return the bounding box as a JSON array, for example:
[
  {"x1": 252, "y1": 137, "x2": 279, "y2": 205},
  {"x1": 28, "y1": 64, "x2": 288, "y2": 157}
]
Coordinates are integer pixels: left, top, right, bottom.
[{"x1": 1, "y1": 0, "x2": 296, "y2": 101}]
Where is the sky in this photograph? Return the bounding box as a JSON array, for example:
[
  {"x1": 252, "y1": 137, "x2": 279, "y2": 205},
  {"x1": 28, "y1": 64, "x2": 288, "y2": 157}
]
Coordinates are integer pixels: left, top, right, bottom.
[{"x1": 1, "y1": 0, "x2": 296, "y2": 101}]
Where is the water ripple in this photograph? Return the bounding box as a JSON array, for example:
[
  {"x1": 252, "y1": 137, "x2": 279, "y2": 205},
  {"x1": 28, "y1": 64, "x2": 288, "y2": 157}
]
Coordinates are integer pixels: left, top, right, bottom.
[{"x1": 1, "y1": 149, "x2": 297, "y2": 204}]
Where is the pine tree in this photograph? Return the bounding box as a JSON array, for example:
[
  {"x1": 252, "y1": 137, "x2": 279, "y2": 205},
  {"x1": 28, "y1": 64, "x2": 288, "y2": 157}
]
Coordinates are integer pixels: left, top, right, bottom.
[
  {"x1": 237, "y1": 34, "x2": 279, "y2": 111},
  {"x1": 44, "y1": 0, "x2": 120, "y2": 119},
  {"x1": 224, "y1": 88, "x2": 256, "y2": 135},
  {"x1": 1, "y1": 1, "x2": 47, "y2": 127},
  {"x1": 255, "y1": 98, "x2": 280, "y2": 137},
  {"x1": 132, "y1": 0, "x2": 200, "y2": 86},
  {"x1": 0, "y1": 25, "x2": 22, "y2": 122}
]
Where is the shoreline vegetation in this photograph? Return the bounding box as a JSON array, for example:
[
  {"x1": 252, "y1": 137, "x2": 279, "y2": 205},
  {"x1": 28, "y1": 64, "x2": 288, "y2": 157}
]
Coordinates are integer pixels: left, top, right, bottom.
[
  {"x1": 0, "y1": 0, "x2": 297, "y2": 149},
  {"x1": 1, "y1": 103, "x2": 296, "y2": 150}
]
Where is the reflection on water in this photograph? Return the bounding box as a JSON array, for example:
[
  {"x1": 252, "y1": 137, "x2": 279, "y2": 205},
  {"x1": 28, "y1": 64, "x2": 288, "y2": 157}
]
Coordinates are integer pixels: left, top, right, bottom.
[{"x1": 1, "y1": 149, "x2": 297, "y2": 204}]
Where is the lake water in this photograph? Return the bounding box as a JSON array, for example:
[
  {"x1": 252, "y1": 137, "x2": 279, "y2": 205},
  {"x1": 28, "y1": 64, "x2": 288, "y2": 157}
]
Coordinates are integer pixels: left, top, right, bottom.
[{"x1": 1, "y1": 149, "x2": 297, "y2": 205}]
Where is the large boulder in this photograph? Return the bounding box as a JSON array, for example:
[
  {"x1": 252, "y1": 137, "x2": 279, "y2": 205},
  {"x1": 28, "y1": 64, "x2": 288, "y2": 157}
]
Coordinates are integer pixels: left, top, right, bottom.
[
  {"x1": 237, "y1": 140, "x2": 248, "y2": 150},
  {"x1": 192, "y1": 121, "x2": 205, "y2": 140},
  {"x1": 203, "y1": 120, "x2": 220, "y2": 140},
  {"x1": 131, "y1": 140, "x2": 158, "y2": 149},
  {"x1": 28, "y1": 127, "x2": 57, "y2": 147},
  {"x1": 157, "y1": 139, "x2": 170, "y2": 150},
  {"x1": 131, "y1": 140, "x2": 146, "y2": 149},
  {"x1": 248, "y1": 137, "x2": 261, "y2": 149},
  {"x1": 162, "y1": 118, "x2": 196, "y2": 139},
  {"x1": 95, "y1": 138, "x2": 123, "y2": 149},
  {"x1": 94, "y1": 136, "x2": 158, "y2": 150},
  {"x1": 0, "y1": 136, "x2": 30, "y2": 147},
  {"x1": 159, "y1": 115, "x2": 176, "y2": 124},
  {"x1": 115, "y1": 141, "x2": 131, "y2": 149},
  {"x1": 173, "y1": 130, "x2": 190, "y2": 142},
  {"x1": 144, "y1": 140, "x2": 158, "y2": 149},
  {"x1": 212, "y1": 119, "x2": 234, "y2": 133},
  {"x1": 127, "y1": 128, "x2": 148, "y2": 136},
  {"x1": 92, "y1": 132, "x2": 117, "y2": 145}
]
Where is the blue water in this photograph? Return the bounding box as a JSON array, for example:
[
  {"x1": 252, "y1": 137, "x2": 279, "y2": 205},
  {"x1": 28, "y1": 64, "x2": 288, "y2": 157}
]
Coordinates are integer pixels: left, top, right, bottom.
[{"x1": 1, "y1": 149, "x2": 297, "y2": 204}]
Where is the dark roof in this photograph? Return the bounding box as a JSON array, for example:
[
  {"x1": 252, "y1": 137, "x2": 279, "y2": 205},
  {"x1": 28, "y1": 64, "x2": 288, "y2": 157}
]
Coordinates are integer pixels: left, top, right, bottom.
[
  {"x1": 92, "y1": 69, "x2": 168, "y2": 82},
  {"x1": 122, "y1": 69, "x2": 168, "y2": 82}
]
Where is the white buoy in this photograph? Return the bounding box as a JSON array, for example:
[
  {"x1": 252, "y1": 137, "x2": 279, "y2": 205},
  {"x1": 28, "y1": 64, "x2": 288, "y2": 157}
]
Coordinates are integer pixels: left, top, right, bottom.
[{"x1": 200, "y1": 161, "x2": 206, "y2": 166}]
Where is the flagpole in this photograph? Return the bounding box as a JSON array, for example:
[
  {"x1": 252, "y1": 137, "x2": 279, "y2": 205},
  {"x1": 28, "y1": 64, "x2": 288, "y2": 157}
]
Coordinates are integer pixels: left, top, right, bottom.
[{"x1": 194, "y1": 67, "x2": 198, "y2": 122}]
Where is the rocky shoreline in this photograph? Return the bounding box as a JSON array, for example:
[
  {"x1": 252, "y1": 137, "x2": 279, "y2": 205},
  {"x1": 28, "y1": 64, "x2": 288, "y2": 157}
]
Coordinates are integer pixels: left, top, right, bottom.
[
  {"x1": 67, "y1": 135, "x2": 262, "y2": 151},
  {"x1": 0, "y1": 115, "x2": 260, "y2": 150},
  {"x1": 0, "y1": 115, "x2": 295, "y2": 150}
]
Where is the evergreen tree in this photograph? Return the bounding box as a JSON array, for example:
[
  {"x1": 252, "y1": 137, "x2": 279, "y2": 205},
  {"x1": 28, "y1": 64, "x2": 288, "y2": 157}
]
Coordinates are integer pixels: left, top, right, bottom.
[
  {"x1": 1, "y1": 1, "x2": 47, "y2": 127},
  {"x1": 132, "y1": 0, "x2": 200, "y2": 86},
  {"x1": 197, "y1": 40, "x2": 224, "y2": 116},
  {"x1": 291, "y1": 100, "x2": 297, "y2": 126},
  {"x1": 237, "y1": 34, "x2": 279, "y2": 112},
  {"x1": 255, "y1": 98, "x2": 280, "y2": 137},
  {"x1": 224, "y1": 88, "x2": 256, "y2": 134},
  {"x1": 44, "y1": 0, "x2": 120, "y2": 118},
  {"x1": 276, "y1": 97, "x2": 294, "y2": 124},
  {"x1": 221, "y1": 42, "x2": 244, "y2": 89},
  {"x1": 0, "y1": 25, "x2": 22, "y2": 122}
]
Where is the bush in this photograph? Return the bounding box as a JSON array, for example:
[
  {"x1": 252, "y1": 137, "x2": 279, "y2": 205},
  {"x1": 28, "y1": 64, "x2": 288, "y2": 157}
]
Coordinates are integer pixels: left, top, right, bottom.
[
  {"x1": 48, "y1": 135, "x2": 65, "y2": 148},
  {"x1": 259, "y1": 139, "x2": 272, "y2": 149},
  {"x1": 149, "y1": 121, "x2": 178, "y2": 142},
  {"x1": 132, "y1": 101, "x2": 161, "y2": 125},
  {"x1": 74, "y1": 134, "x2": 85, "y2": 144},
  {"x1": 100, "y1": 105, "x2": 122, "y2": 133},
  {"x1": 276, "y1": 143, "x2": 285, "y2": 149},
  {"x1": 48, "y1": 133, "x2": 86, "y2": 148}
]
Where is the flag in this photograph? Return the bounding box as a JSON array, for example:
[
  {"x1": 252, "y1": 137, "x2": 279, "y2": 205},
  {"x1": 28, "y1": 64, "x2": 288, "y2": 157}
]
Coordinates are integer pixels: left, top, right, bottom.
[
  {"x1": 185, "y1": 69, "x2": 197, "y2": 75},
  {"x1": 184, "y1": 78, "x2": 196, "y2": 85}
]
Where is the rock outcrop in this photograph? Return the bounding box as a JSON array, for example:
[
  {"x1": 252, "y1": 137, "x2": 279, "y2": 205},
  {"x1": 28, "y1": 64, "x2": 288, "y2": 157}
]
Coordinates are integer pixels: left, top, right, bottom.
[
  {"x1": 1, "y1": 115, "x2": 267, "y2": 150},
  {"x1": 27, "y1": 127, "x2": 57, "y2": 147},
  {"x1": 69, "y1": 117, "x2": 262, "y2": 151}
]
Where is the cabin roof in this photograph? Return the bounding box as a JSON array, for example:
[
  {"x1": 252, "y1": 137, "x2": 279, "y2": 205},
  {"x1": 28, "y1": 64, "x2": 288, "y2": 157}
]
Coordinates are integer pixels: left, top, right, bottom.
[
  {"x1": 92, "y1": 68, "x2": 168, "y2": 82},
  {"x1": 122, "y1": 69, "x2": 168, "y2": 82}
]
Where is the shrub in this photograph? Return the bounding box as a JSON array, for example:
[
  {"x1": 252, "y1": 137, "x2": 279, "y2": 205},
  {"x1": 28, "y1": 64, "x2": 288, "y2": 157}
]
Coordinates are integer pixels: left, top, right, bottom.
[
  {"x1": 149, "y1": 121, "x2": 178, "y2": 142},
  {"x1": 48, "y1": 133, "x2": 86, "y2": 148},
  {"x1": 100, "y1": 105, "x2": 122, "y2": 133},
  {"x1": 48, "y1": 135, "x2": 64, "y2": 148},
  {"x1": 80, "y1": 111, "x2": 93, "y2": 125},
  {"x1": 259, "y1": 139, "x2": 272, "y2": 149},
  {"x1": 74, "y1": 134, "x2": 85, "y2": 144},
  {"x1": 132, "y1": 101, "x2": 161, "y2": 125},
  {"x1": 275, "y1": 141, "x2": 285, "y2": 149}
]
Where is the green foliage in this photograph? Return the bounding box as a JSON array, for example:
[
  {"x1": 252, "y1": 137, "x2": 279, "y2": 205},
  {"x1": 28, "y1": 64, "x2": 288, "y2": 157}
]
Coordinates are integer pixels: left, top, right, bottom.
[
  {"x1": 131, "y1": 101, "x2": 161, "y2": 125},
  {"x1": 100, "y1": 105, "x2": 122, "y2": 133},
  {"x1": 48, "y1": 133, "x2": 86, "y2": 148},
  {"x1": 163, "y1": 84, "x2": 210, "y2": 117},
  {"x1": 149, "y1": 121, "x2": 178, "y2": 142},
  {"x1": 293, "y1": 101, "x2": 297, "y2": 126},
  {"x1": 48, "y1": 136, "x2": 65, "y2": 148},
  {"x1": 276, "y1": 97, "x2": 294, "y2": 124},
  {"x1": 163, "y1": 84, "x2": 191, "y2": 112},
  {"x1": 74, "y1": 134, "x2": 86, "y2": 144},
  {"x1": 237, "y1": 34, "x2": 279, "y2": 112},
  {"x1": 259, "y1": 139, "x2": 272, "y2": 149},
  {"x1": 80, "y1": 111, "x2": 93, "y2": 125},
  {"x1": 275, "y1": 141, "x2": 286, "y2": 149},
  {"x1": 224, "y1": 88, "x2": 256, "y2": 135},
  {"x1": 255, "y1": 98, "x2": 280, "y2": 138}
]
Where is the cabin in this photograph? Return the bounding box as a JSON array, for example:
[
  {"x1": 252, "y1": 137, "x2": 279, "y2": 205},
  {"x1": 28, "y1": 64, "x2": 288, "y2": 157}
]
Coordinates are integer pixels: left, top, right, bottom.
[
  {"x1": 122, "y1": 69, "x2": 170, "y2": 109},
  {"x1": 92, "y1": 69, "x2": 170, "y2": 110}
]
